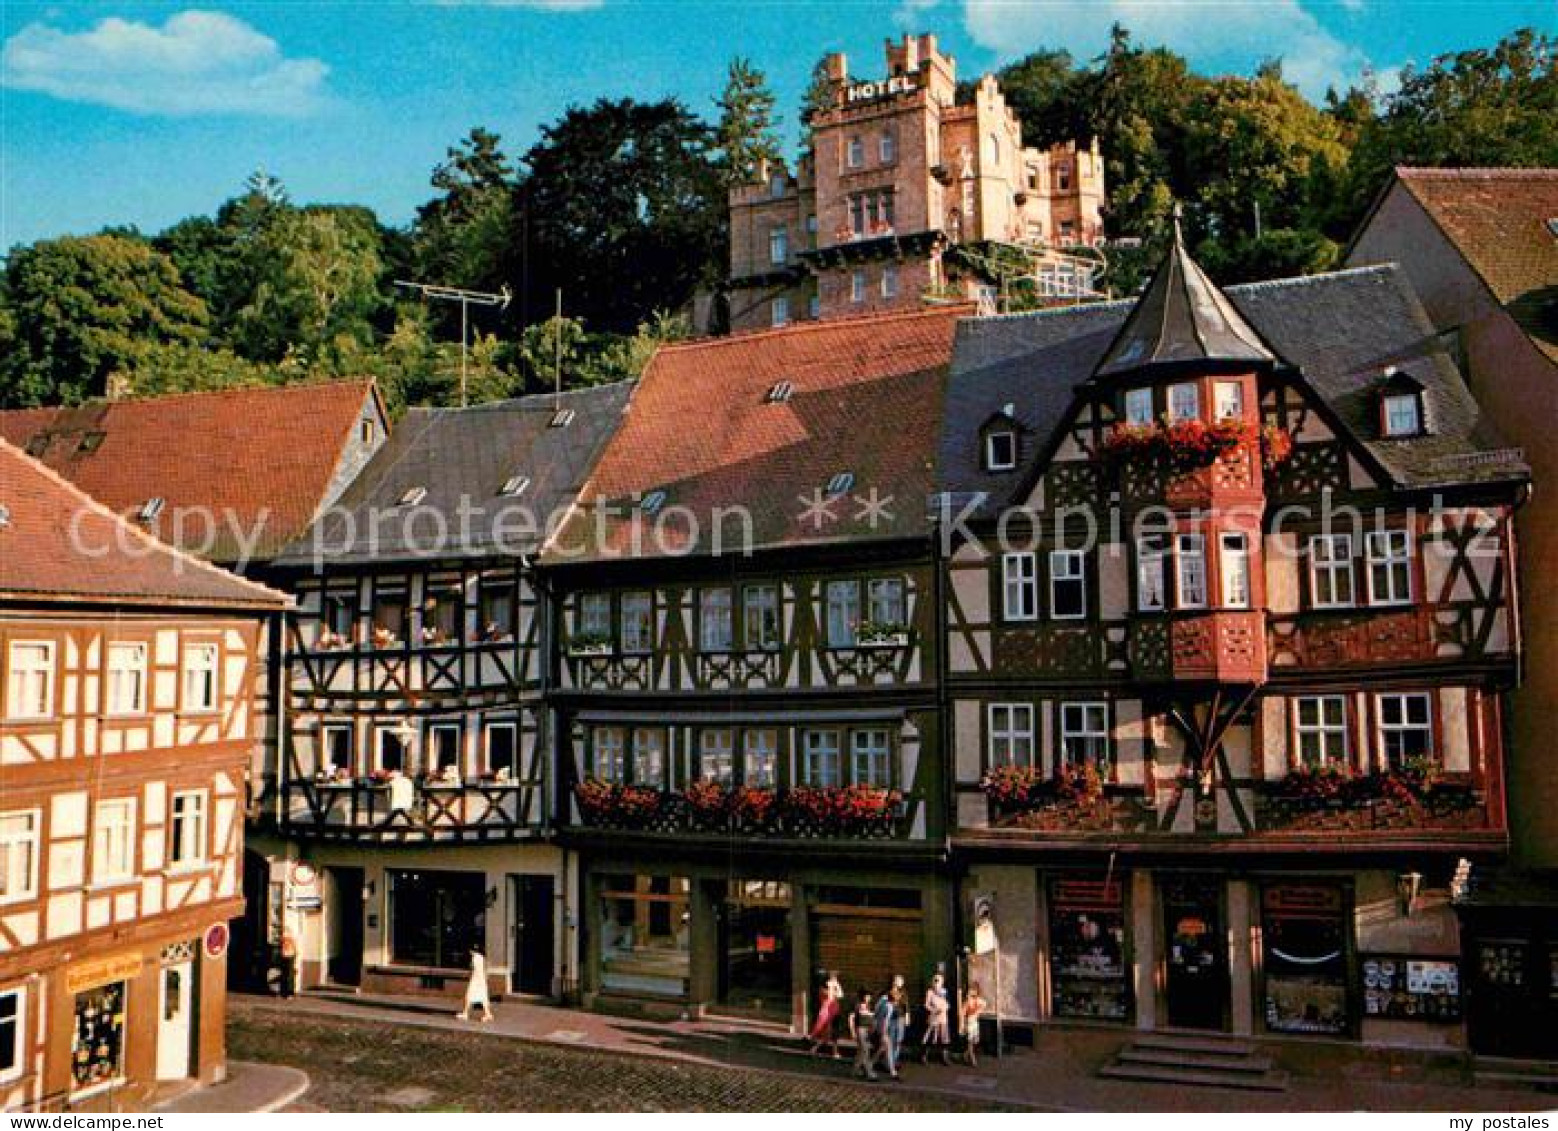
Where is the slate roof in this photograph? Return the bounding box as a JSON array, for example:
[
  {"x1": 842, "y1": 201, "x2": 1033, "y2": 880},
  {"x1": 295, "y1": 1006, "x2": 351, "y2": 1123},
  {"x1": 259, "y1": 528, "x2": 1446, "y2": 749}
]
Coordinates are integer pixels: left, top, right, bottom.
[
  {"x1": 544, "y1": 308, "x2": 963, "y2": 564},
  {"x1": 941, "y1": 263, "x2": 1528, "y2": 515},
  {"x1": 276, "y1": 382, "x2": 633, "y2": 569},
  {"x1": 1093, "y1": 219, "x2": 1276, "y2": 379},
  {"x1": 1393, "y1": 167, "x2": 1558, "y2": 366},
  {"x1": 0, "y1": 380, "x2": 381, "y2": 564},
  {"x1": 0, "y1": 439, "x2": 289, "y2": 611}
]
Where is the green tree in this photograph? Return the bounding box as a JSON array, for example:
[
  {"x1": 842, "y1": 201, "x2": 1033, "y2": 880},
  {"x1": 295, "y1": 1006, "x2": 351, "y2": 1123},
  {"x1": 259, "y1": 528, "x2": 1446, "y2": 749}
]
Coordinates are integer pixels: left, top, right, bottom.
[
  {"x1": 411, "y1": 127, "x2": 518, "y2": 298},
  {"x1": 799, "y1": 55, "x2": 835, "y2": 145},
  {"x1": 714, "y1": 57, "x2": 783, "y2": 188},
  {"x1": 0, "y1": 233, "x2": 209, "y2": 406}
]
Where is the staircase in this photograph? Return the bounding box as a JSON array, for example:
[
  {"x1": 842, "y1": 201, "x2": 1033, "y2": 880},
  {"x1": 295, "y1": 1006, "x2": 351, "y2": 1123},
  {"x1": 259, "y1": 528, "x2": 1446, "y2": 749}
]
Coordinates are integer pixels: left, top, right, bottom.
[
  {"x1": 1475, "y1": 1056, "x2": 1558, "y2": 1092},
  {"x1": 1099, "y1": 1032, "x2": 1290, "y2": 1091}
]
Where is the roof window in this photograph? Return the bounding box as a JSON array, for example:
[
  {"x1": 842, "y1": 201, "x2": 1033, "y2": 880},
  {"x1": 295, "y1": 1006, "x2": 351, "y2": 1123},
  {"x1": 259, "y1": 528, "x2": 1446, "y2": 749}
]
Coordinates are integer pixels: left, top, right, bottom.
[
  {"x1": 550, "y1": 408, "x2": 575, "y2": 428},
  {"x1": 137, "y1": 497, "x2": 165, "y2": 522},
  {"x1": 640, "y1": 489, "x2": 668, "y2": 515},
  {"x1": 765, "y1": 381, "x2": 795, "y2": 404},
  {"x1": 397, "y1": 486, "x2": 428, "y2": 507},
  {"x1": 825, "y1": 471, "x2": 855, "y2": 497},
  {"x1": 500, "y1": 475, "x2": 530, "y2": 497}
]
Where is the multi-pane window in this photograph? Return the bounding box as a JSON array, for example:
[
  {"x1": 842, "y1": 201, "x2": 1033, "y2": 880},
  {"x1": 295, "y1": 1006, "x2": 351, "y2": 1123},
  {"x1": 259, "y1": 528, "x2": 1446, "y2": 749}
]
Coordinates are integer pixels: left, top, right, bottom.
[
  {"x1": 1050, "y1": 551, "x2": 1086, "y2": 619},
  {"x1": 1366, "y1": 530, "x2": 1412, "y2": 605},
  {"x1": 429, "y1": 724, "x2": 461, "y2": 772},
  {"x1": 769, "y1": 226, "x2": 788, "y2": 265},
  {"x1": 620, "y1": 591, "x2": 654, "y2": 654},
  {"x1": 0, "y1": 811, "x2": 39, "y2": 904},
  {"x1": 5, "y1": 641, "x2": 53, "y2": 720},
  {"x1": 1060, "y1": 702, "x2": 1110, "y2": 769},
  {"x1": 743, "y1": 585, "x2": 780, "y2": 650},
  {"x1": 1002, "y1": 553, "x2": 1038, "y2": 621},
  {"x1": 106, "y1": 642, "x2": 147, "y2": 716},
  {"x1": 1294, "y1": 696, "x2": 1349, "y2": 767},
  {"x1": 1309, "y1": 535, "x2": 1355, "y2": 608},
  {"x1": 826, "y1": 581, "x2": 860, "y2": 647},
  {"x1": 1168, "y1": 382, "x2": 1200, "y2": 422},
  {"x1": 1219, "y1": 533, "x2": 1250, "y2": 609},
  {"x1": 593, "y1": 726, "x2": 626, "y2": 783},
  {"x1": 632, "y1": 728, "x2": 665, "y2": 787},
  {"x1": 182, "y1": 642, "x2": 219, "y2": 712},
  {"x1": 579, "y1": 593, "x2": 612, "y2": 640},
  {"x1": 322, "y1": 724, "x2": 353, "y2": 774},
  {"x1": 92, "y1": 798, "x2": 135, "y2": 883},
  {"x1": 1383, "y1": 393, "x2": 1421, "y2": 437},
  {"x1": 1176, "y1": 535, "x2": 1207, "y2": 608},
  {"x1": 484, "y1": 721, "x2": 517, "y2": 776},
  {"x1": 744, "y1": 729, "x2": 778, "y2": 788},
  {"x1": 867, "y1": 578, "x2": 906, "y2": 628},
  {"x1": 851, "y1": 729, "x2": 892, "y2": 788},
  {"x1": 699, "y1": 729, "x2": 734, "y2": 785},
  {"x1": 803, "y1": 730, "x2": 842, "y2": 787},
  {"x1": 1214, "y1": 381, "x2": 1244, "y2": 421},
  {"x1": 987, "y1": 704, "x2": 1034, "y2": 767},
  {"x1": 847, "y1": 136, "x2": 864, "y2": 167},
  {"x1": 1124, "y1": 388, "x2": 1154, "y2": 427},
  {"x1": 0, "y1": 987, "x2": 22, "y2": 1082},
  {"x1": 169, "y1": 791, "x2": 207, "y2": 867},
  {"x1": 1137, "y1": 535, "x2": 1168, "y2": 611},
  {"x1": 1377, "y1": 693, "x2": 1433, "y2": 768},
  {"x1": 700, "y1": 589, "x2": 734, "y2": 652}
]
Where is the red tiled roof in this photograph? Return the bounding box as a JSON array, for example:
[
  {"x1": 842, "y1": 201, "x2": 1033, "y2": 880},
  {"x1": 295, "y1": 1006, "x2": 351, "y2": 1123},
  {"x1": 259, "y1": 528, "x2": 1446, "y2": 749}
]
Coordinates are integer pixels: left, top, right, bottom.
[
  {"x1": 546, "y1": 307, "x2": 962, "y2": 562},
  {"x1": 0, "y1": 380, "x2": 380, "y2": 564},
  {"x1": 0, "y1": 440, "x2": 289, "y2": 610},
  {"x1": 1396, "y1": 167, "x2": 1558, "y2": 363}
]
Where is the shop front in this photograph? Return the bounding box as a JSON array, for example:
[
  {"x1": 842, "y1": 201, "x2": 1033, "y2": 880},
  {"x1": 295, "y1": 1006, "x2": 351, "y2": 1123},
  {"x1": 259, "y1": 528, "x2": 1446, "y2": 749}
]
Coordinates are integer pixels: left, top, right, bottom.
[
  {"x1": 1261, "y1": 883, "x2": 1351, "y2": 1037},
  {"x1": 719, "y1": 881, "x2": 792, "y2": 1015},
  {"x1": 1046, "y1": 875, "x2": 1132, "y2": 1023},
  {"x1": 1454, "y1": 869, "x2": 1558, "y2": 1058}
]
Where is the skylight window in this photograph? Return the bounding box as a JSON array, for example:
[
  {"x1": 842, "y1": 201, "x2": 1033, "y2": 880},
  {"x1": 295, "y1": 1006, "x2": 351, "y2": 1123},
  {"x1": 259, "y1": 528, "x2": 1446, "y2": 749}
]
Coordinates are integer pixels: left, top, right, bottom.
[
  {"x1": 397, "y1": 486, "x2": 427, "y2": 507},
  {"x1": 500, "y1": 475, "x2": 530, "y2": 497},
  {"x1": 765, "y1": 381, "x2": 795, "y2": 404},
  {"x1": 825, "y1": 472, "x2": 855, "y2": 497},
  {"x1": 137, "y1": 497, "x2": 165, "y2": 522},
  {"x1": 550, "y1": 408, "x2": 576, "y2": 428},
  {"x1": 641, "y1": 489, "x2": 668, "y2": 515}
]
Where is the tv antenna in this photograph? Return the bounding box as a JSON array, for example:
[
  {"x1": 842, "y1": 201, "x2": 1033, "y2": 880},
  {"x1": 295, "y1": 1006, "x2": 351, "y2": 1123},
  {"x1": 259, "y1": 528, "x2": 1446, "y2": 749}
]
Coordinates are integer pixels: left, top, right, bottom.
[{"x1": 393, "y1": 281, "x2": 511, "y2": 407}]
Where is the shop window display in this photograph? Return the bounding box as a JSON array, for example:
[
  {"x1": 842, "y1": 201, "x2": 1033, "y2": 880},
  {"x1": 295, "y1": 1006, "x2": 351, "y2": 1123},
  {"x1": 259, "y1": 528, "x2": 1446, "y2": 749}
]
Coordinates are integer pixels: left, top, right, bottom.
[
  {"x1": 1047, "y1": 876, "x2": 1130, "y2": 1021},
  {"x1": 1263, "y1": 885, "x2": 1349, "y2": 1035},
  {"x1": 72, "y1": 982, "x2": 126, "y2": 1092},
  {"x1": 599, "y1": 875, "x2": 690, "y2": 997}
]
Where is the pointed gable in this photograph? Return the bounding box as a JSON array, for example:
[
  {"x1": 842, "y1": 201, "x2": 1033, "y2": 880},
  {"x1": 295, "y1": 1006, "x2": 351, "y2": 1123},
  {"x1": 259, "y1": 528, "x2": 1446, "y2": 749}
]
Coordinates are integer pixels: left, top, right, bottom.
[{"x1": 1093, "y1": 218, "x2": 1275, "y2": 380}]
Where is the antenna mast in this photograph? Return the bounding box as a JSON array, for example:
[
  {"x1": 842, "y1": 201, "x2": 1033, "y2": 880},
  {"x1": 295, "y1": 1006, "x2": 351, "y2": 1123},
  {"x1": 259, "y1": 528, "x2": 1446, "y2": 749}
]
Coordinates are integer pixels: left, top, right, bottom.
[{"x1": 393, "y1": 280, "x2": 511, "y2": 407}]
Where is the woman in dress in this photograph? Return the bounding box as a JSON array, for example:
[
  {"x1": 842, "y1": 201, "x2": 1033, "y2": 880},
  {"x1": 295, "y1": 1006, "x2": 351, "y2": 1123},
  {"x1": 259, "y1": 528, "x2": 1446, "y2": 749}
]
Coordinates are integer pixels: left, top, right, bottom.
[
  {"x1": 457, "y1": 943, "x2": 493, "y2": 1022},
  {"x1": 959, "y1": 982, "x2": 987, "y2": 1067},
  {"x1": 807, "y1": 971, "x2": 843, "y2": 1058},
  {"x1": 920, "y1": 971, "x2": 951, "y2": 1064}
]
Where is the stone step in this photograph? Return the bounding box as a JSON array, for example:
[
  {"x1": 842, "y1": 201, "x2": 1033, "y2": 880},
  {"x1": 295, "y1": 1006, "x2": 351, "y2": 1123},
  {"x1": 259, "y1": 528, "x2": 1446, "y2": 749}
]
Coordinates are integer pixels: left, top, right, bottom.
[
  {"x1": 1099, "y1": 1062, "x2": 1290, "y2": 1092},
  {"x1": 1118, "y1": 1047, "x2": 1275, "y2": 1074},
  {"x1": 1132, "y1": 1032, "x2": 1260, "y2": 1057}
]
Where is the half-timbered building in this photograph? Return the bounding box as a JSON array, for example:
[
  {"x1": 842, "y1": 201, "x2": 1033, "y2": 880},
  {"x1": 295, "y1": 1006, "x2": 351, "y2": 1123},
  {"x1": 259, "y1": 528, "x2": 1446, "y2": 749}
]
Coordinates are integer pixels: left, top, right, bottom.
[
  {"x1": 262, "y1": 384, "x2": 630, "y2": 1000},
  {"x1": 542, "y1": 309, "x2": 963, "y2": 1027},
  {"x1": 936, "y1": 229, "x2": 1527, "y2": 1049},
  {"x1": 0, "y1": 440, "x2": 287, "y2": 1111}
]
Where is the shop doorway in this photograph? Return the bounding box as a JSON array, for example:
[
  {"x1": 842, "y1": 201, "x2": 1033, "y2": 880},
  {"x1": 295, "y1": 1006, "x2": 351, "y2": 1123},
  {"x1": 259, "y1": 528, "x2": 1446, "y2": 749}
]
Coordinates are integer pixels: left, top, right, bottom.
[
  {"x1": 510, "y1": 874, "x2": 556, "y2": 997},
  {"x1": 719, "y1": 880, "x2": 792, "y2": 1015},
  {"x1": 155, "y1": 961, "x2": 195, "y2": 1080},
  {"x1": 1161, "y1": 876, "x2": 1228, "y2": 1031},
  {"x1": 327, "y1": 867, "x2": 365, "y2": 986}
]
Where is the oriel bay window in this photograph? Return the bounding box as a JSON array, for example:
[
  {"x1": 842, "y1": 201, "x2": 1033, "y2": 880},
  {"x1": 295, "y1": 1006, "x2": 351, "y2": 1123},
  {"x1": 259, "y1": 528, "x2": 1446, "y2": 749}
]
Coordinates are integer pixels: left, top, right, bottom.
[
  {"x1": 1060, "y1": 702, "x2": 1111, "y2": 771},
  {"x1": 1366, "y1": 529, "x2": 1413, "y2": 606},
  {"x1": 1218, "y1": 533, "x2": 1251, "y2": 609},
  {"x1": 1137, "y1": 536, "x2": 1168, "y2": 611},
  {"x1": 700, "y1": 588, "x2": 734, "y2": 652},
  {"x1": 1124, "y1": 387, "x2": 1154, "y2": 427},
  {"x1": 1168, "y1": 382, "x2": 1200, "y2": 422},
  {"x1": 1308, "y1": 534, "x2": 1355, "y2": 608},
  {"x1": 5, "y1": 641, "x2": 54, "y2": 720},
  {"x1": 988, "y1": 704, "x2": 1035, "y2": 767},
  {"x1": 620, "y1": 591, "x2": 654, "y2": 654},
  {"x1": 1214, "y1": 380, "x2": 1244, "y2": 420},
  {"x1": 1176, "y1": 535, "x2": 1208, "y2": 608},
  {"x1": 1377, "y1": 693, "x2": 1433, "y2": 768},
  {"x1": 1002, "y1": 552, "x2": 1038, "y2": 621},
  {"x1": 742, "y1": 584, "x2": 780, "y2": 650},
  {"x1": 1294, "y1": 696, "x2": 1349, "y2": 766},
  {"x1": 1050, "y1": 550, "x2": 1087, "y2": 619}
]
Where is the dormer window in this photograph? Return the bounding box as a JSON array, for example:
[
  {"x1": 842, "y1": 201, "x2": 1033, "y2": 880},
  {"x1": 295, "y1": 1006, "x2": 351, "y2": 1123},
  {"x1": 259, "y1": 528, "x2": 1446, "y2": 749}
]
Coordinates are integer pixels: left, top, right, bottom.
[
  {"x1": 397, "y1": 486, "x2": 427, "y2": 507},
  {"x1": 499, "y1": 475, "x2": 530, "y2": 497},
  {"x1": 1383, "y1": 393, "x2": 1422, "y2": 437},
  {"x1": 825, "y1": 472, "x2": 854, "y2": 497},
  {"x1": 985, "y1": 430, "x2": 1017, "y2": 471},
  {"x1": 1124, "y1": 388, "x2": 1154, "y2": 427}
]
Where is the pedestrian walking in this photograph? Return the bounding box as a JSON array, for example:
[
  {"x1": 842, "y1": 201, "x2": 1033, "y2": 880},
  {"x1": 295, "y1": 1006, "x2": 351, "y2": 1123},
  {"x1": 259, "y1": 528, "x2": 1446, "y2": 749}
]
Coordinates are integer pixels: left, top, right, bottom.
[
  {"x1": 870, "y1": 984, "x2": 901, "y2": 1080},
  {"x1": 920, "y1": 972, "x2": 951, "y2": 1064},
  {"x1": 278, "y1": 931, "x2": 297, "y2": 999},
  {"x1": 960, "y1": 982, "x2": 987, "y2": 1067},
  {"x1": 848, "y1": 990, "x2": 878, "y2": 1080},
  {"x1": 808, "y1": 971, "x2": 844, "y2": 1058},
  {"x1": 457, "y1": 943, "x2": 494, "y2": 1022}
]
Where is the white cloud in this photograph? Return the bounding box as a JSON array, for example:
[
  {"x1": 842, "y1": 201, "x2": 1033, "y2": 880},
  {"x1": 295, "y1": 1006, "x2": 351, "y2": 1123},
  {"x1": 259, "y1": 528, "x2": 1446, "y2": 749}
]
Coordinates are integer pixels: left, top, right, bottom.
[
  {"x1": 895, "y1": 0, "x2": 944, "y2": 31},
  {"x1": 960, "y1": 0, "x2": 1376, "y2": 98},
  {"x1": 1, "y1": 9, "x2": 328, "y2": 116},
  {"x1": 432, "y1": 0, "x2": 604, "y2": 8}
]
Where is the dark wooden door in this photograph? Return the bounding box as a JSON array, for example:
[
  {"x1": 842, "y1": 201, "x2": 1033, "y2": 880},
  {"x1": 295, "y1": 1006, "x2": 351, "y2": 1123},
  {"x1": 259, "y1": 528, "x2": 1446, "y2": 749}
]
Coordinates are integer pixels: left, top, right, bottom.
[
  {"x1": 513, "y1": 874, "x2": 555, "y2": 997},
  {"x1": 1162, "y1": 877, "x2": 1228, "y2": 1030},
  {"x1": 328, "y1": 867, "x2": 364, "y2": 986}
]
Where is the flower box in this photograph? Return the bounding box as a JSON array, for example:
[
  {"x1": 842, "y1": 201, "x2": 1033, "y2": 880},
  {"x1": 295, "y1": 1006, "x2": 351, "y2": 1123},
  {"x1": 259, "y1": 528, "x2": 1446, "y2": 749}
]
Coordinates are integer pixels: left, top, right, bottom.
[
  {"x1": 855, "y1": 626, "x2": 910, "y2": 649},
  {"x1": 568, "y1": 635, "x2": 614, "y2": 657}
]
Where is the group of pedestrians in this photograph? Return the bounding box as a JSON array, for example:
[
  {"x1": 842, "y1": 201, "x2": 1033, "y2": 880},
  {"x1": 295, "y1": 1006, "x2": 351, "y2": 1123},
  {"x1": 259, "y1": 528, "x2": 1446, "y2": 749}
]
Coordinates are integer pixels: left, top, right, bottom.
[{"x1": 807, "y1": 970, "x2": 987, "y2": 1081}]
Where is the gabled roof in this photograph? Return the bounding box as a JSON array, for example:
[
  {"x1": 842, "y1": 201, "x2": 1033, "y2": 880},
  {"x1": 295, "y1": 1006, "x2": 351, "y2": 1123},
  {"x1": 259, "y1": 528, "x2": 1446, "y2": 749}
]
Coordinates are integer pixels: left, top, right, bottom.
[
  {"x1": 544, "y1": 308, "x2": 963, "y2": 564},
  {"x1": 275, "y1": 382, "x2": 633, "y2": 569},
  {"x1": 1093, "y1": 219, "x2": 1276, "y2": 379},
  {"x1": 0, "y1": 440, "x2": 289, "y2": 611},
  {"x1": 0, "y1": 380, "x2": 383, "y2": 565},
  {"x1": 941, "y1": 264, "x2": 1527, "y2": 516}
]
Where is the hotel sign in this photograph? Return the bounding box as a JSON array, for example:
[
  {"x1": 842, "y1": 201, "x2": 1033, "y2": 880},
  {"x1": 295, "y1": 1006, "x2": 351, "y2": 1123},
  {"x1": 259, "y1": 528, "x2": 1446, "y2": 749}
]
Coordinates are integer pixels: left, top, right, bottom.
[
  {"x1": 66, "y1": 952, "x2": 142, "y2": 994},
  {"x1": 845, "y1": 75, "x2": 918, "y2": 104}
]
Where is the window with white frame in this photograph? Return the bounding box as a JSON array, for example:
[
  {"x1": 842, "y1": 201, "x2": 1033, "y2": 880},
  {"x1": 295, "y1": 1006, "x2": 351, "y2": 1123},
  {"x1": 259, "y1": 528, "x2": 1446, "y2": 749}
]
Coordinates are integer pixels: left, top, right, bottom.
[
  {"x1": 1050, "y1": 550, "x2": 1087, "y2": 619},
  {"x1": 484, "y1": 721, "x2": 517, "y2": 777},
  {"x1": 1214, "y1": 381, "x2": 1244, "y2": 421},
  {"x1": 803, "y1": 730, "x2": 842, "y2": 786},
  {"x1": 851, "y1": 729, "x2": 892, "y2": 788},
  {"x1": 867, "y1": 577, "x2": 905, "y2": 628},
  {"x1": 169, "y1": 791, "x2": 207, "y2": 867},
  {"x1": 1176, "y1": 534, "x2": 1207, "y2": 608},
  {"x1": 1366, "y1": 529, "x2": 1412, "y2": 605},
  {"x1": 1377, "y1": 693, "x2": 1433, "y2": 768},
  {"x1": 987, "y1": 704, "x2": 1034, "y2": 767},
  {"x1": 91, "y1": 798, "x2": 135, "y2": 884},
  {"x1": 769, "y1": 226, "x2": 788, "y2": 265},
  {"x1": 1060, "y1": 702, "x2": 1110, "y2": 769},
  {"x1": 1383, "y1": 393, "x2": 1421, "y2": 437},
  {"x1": 321, "y1": 724, "x2": 353, "y2": 774},
  {"x1": 1308, "y1": 534, "x2": 1355, "y2": 608},
  {"x1": 375, "y1": 727, "x2": 406, "y2": 773},
  {"x1": 182, "y1": 642, "x2": 219, "y2": 713},
  {"x1": 699, "y1": 729, "x2": 734, "y2": 785},
  {"x1": 881, "y1": 264, "x2": 899, "y2": 299},
  {"x1": 700, "y1": 588, "x2": 734, "y2": 652},
  {"x1": 1219, "y1": 532, "x2": 1251, "y2": 609},
  {"x1": 771, "y1": 296, "x2": 790, "y2": 328},
  {"x1": 620, "y1": 591, "x2": 654, "y2": 654},
  {"x1": 1168, "y1": 382, "x2": 1200, "y2": 423},
  {"x1": 743, "y1": 584, "x2": 780, "y2": 650},
  {"x1": 632, "y1": 728, "x2": 665, "y2": 787},
  {"x1": 985, "y1": 430, "x2": 1017, "y2": 470},
  {"x1": 826, "y1": 580, "x2": 860, "y2": 647},
  {"x1": 1137, "y1": 535, "x2": 1168, "y2": 611},
  {"x1": 1294, "y1": 696, "x2": 1349, "y2": 767},
  {"x1": 1124, "y1": 387, "x2": 1154, "y2": 427},
  {"x1": 851, "y1": 269, "x2": 867, "y2": 303},
  {"x1": 105, "y1": 642, "x2": 147, "y2": 716},
  {"x1": 0, "y1": 811, "x2": 39, "y2": 904},
  {"x1": 847, "y1": 136, "x2": 864, "y2": 168},
  {"x1": 0, "y1": 986, "x2": 22, "y2": 1082},
  {"x1": 593, "y1": 726, "x2": 626, "y2": 783},
  {"x1": 744, "y1": 729, "x2": 778, "y2": 788},
  {"x1": 1002, "y1": 553, "x2": 1038, "y2": 621},
  {"x1": 5, "y1": 641, "x2": 54, "y2": 720}
]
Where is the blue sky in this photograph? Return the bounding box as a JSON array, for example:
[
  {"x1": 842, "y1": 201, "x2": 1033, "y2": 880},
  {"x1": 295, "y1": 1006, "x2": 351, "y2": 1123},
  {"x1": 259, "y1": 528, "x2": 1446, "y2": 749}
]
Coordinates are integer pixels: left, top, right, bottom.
[{"x1": 2, "y1": 1, "x2": 1551, "y2": 248}]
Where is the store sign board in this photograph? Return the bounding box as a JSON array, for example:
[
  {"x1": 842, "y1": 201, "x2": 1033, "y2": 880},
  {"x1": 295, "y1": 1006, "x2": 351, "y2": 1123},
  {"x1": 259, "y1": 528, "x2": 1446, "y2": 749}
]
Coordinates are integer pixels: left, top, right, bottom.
[
  {"x1": 1051, "y1": 879, "x2": 1123, "y2": 910},
  {"x1": 66, "y1": 952, "x2": 142, "y2": 994},
  {"x1": 1263, "y1": 884, "x2": 1343, "y2": 916},
  {"x1": 845, "y1": 76, "x2": 918, "y2": 104}
]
